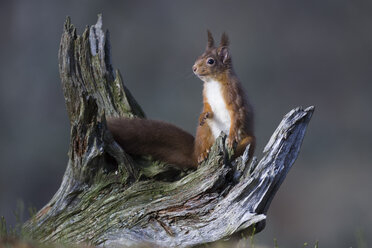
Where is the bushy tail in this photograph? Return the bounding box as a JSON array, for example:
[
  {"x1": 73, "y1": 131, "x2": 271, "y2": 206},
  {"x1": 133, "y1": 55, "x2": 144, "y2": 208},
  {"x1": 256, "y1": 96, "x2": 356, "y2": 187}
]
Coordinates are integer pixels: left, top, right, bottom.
[{"x1": 107, "y1": 118, "x2": 197, "y2": 168}]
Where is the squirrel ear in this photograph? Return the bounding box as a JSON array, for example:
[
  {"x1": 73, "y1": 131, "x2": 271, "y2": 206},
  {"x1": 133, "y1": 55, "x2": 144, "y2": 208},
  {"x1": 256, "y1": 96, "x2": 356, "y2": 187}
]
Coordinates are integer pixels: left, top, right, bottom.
[
  {"x1": 220, "y1": 32, "x2": 229, "y2": 47},
  {"x1": 217, "y1": 46, "x2": 230, "y2": 64},
  {"x1": 207, "y1": 30, "x2": 214, "y2": 49}
]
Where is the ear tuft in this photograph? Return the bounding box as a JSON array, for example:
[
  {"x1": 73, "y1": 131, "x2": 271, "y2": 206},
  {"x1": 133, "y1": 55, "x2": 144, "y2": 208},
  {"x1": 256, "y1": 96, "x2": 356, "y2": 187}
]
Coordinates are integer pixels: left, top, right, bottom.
[
  {"x1": 220, "y1": 32, "x2": 229, "y2": 47},
  {"x1": 207, "y1": 29, "x2": 215, "y2": 49}
]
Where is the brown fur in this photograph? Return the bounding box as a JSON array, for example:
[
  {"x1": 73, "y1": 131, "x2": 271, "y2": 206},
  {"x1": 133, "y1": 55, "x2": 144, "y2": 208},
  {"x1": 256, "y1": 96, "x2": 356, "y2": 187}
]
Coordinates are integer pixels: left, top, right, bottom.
[
  {"x1": 193, "y1": 31, "x2": 255, "y2": 162},
  {"x1": 107, "y1": 118, "x2": 196, "y2": 168}
]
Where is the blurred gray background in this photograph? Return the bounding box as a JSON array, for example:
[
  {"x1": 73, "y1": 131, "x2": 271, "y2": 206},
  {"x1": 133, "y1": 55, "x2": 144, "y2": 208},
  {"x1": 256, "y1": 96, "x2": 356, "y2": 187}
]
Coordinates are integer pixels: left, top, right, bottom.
[{"x1": 0, "y1": 0, "x2": 371, "y2": 247}]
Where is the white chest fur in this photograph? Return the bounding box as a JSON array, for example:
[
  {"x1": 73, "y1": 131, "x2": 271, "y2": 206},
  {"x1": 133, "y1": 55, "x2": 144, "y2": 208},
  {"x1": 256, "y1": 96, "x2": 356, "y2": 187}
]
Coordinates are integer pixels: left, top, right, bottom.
[{"x1": 204, "y1": 80, "x2": 231, "y2": 139}]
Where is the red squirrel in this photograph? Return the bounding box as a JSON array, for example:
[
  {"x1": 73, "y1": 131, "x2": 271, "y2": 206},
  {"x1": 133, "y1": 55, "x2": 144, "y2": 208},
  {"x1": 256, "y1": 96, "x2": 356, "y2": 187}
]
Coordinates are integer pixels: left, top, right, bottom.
[
  {"x1": 107, "y1": 31, "x2": 255, "y2": 168},
  {"x1": 192, "y1": 31, "x2": 255, "y2": 163}
]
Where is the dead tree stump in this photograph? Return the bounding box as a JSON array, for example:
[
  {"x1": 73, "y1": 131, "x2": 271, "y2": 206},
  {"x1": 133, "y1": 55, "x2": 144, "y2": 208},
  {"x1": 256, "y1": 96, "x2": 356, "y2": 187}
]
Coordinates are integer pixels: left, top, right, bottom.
[{"x1": 24, "y1": 16, "x2": 314, "y2": 248}]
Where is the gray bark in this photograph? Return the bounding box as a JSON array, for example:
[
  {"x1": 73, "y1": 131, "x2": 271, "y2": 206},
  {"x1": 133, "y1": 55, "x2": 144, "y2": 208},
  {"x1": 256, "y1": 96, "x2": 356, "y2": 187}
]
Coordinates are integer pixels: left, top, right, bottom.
[{"x1": 24, "y1": 15, "x2": 314, "y2": 248}]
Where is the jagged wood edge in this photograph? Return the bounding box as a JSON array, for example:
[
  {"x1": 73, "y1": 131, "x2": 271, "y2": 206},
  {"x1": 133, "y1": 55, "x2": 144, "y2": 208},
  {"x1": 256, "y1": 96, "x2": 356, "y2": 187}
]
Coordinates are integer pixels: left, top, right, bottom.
[{"x1": 24, "y1": 15, "x2": 314, "y2": 248}]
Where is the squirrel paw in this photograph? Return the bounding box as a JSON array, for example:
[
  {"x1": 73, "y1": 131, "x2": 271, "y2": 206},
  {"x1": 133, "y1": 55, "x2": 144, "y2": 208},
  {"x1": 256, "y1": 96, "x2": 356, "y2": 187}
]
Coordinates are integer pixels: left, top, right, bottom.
[
  {"x1": 227, "y1": 135, "x2": 238, "y2": 148},
  {"x1": 197, "y1": 149, "x2": 210, "y2": 164},
  {"x1": 199, "y1": 112, "x2": 212, "y2": 126}
]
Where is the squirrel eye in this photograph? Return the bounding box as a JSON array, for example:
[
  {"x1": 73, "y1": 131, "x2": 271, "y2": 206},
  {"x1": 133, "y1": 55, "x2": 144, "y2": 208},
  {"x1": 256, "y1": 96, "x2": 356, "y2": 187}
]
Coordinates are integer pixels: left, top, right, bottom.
[{"x1": 207, "y1": 58, "x2": 215, "y2": 65}]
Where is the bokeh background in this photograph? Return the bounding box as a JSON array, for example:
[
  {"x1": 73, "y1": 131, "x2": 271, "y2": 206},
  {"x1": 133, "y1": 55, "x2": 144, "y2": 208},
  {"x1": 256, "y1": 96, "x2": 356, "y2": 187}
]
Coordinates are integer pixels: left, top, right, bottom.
[{"x1": 0, "y1": 1, "x2": 371, "y2": 247}]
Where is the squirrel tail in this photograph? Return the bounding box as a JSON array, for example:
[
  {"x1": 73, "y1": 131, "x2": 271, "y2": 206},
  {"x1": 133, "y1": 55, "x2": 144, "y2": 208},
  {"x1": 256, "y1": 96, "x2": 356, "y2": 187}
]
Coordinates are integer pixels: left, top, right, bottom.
[{"x1": 107, "y1": 118, "x2": 197, "y2": 168}]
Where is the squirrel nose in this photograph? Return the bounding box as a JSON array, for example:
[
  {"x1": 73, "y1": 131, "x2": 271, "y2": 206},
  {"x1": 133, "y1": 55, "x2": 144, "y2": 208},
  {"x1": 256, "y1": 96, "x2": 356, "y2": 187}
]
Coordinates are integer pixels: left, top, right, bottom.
[{"x1": 193, "y1": 66, "x2": 197, "y2": 72}]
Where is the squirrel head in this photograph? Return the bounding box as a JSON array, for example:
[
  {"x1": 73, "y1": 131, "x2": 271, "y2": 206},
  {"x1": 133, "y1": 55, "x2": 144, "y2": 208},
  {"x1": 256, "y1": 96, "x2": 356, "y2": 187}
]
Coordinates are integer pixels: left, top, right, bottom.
[{"x1": 193, "y1": 30, "x2": 232, "y2": 82}]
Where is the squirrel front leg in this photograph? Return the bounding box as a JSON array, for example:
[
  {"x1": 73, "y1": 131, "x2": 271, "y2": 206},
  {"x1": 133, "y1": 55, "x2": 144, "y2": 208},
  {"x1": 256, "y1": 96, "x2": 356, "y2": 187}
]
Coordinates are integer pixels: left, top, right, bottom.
[{"x1": 199, "y1": 102, "x2": 213, "y2": 126}]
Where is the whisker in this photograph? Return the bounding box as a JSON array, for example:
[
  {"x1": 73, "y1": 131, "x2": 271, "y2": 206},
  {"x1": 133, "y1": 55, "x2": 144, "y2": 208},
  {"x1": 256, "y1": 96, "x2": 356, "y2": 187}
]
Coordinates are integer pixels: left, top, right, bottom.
[{"x1": 184, "y1": 72, "x2": 196, "y2": 79}]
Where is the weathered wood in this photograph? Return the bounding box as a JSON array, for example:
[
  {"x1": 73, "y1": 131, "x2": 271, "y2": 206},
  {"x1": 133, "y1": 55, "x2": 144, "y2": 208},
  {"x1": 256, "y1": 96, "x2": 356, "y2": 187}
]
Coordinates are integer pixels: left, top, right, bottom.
[{"x1": 24, "y1": 16, "x2": 314, "y2": 248}]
